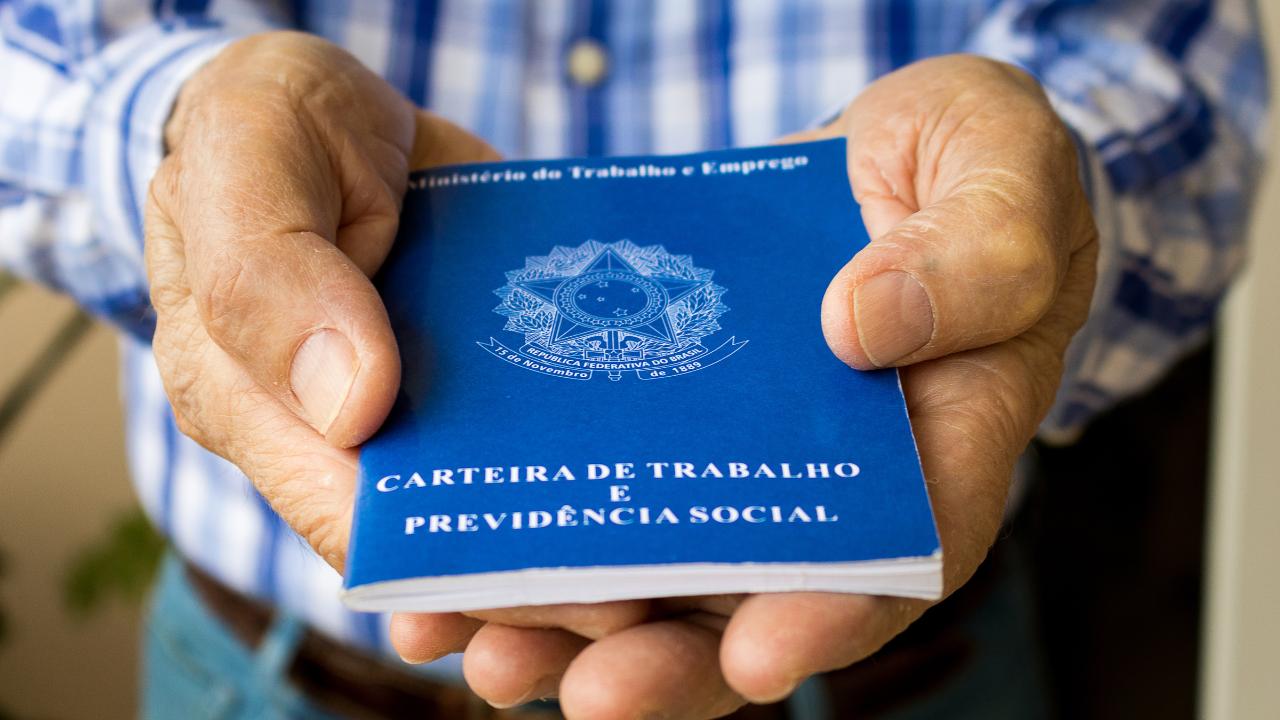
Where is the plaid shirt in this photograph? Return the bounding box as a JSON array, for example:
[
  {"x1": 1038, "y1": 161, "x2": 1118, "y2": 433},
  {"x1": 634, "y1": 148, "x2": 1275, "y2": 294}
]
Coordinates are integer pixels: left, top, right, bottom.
[{"x1": 0, "y1": 0, "x2": 1268, "y2": 661}]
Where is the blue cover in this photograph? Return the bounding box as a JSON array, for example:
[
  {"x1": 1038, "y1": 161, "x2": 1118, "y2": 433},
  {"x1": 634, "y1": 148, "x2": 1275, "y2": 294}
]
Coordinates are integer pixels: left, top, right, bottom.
[{"x1": 345, "y1": 139, "x2": 940, "y2": 600}]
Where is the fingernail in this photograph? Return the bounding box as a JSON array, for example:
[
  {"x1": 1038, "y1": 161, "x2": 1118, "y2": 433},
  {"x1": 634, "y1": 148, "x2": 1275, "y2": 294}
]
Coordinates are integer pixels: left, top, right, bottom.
[
  {"x1": 486, "y1": 676, "x2": 546, "y2": 710},
  {"x1": 290, "y1": 329, "x2": 357, "y2": 435},
  {"x1": 853, "y1": 271, "x2": 933, "y2": 367},
  {"x1": 757, "y1": 675, "x2": 806, "y2": 704}
]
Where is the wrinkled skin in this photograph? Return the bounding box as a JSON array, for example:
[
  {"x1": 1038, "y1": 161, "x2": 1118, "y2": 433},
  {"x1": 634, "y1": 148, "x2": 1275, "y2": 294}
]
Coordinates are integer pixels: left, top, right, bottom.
[{"x1": 146, "y1": 32, "x2": 1096, "y2": 720}]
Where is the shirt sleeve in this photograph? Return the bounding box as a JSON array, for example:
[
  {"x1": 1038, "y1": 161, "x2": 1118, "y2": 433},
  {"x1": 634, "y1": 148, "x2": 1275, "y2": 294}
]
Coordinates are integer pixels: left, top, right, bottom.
[
  {"x1": 0, "y1": 2, "x2": 290, "y2": 340},
  {"x1": 963, "y1": 0, "x2": 1269, "y2": 442}
]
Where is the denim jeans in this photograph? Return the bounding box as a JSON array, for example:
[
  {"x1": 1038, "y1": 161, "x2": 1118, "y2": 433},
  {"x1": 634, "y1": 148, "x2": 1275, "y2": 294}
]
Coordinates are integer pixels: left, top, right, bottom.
[{"x1": 141, "y1": 556, "x2": 345, "y2": 720}]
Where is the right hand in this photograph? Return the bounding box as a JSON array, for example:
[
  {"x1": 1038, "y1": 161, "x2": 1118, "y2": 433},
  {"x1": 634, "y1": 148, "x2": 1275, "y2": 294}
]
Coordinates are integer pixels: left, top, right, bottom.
[{"x1": 145, "y1": 31, "x2": 499, "y2": 651}]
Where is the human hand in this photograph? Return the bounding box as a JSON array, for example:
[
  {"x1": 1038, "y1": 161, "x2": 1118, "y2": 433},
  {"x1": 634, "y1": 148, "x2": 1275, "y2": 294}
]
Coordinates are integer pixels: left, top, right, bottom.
[
  {"x1": 145, "y1": 31, "x2": 500, "y2": 650},
  {"x1": 451, "y1": 54, "x2": 1099, "y2": 718}
]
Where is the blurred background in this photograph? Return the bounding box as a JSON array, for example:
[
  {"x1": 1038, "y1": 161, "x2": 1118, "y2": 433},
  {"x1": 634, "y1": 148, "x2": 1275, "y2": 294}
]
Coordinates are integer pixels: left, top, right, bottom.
[
  {"x1": 0, "y1": 283, "x2": 152, "y2": 719},
  {"x1": 2, "y1": 10, "x2": 1279, "y2": 720}
]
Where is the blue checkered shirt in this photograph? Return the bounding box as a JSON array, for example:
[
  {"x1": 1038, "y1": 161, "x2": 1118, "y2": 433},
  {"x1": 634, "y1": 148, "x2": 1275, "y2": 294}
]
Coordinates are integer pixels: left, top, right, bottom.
[{"x1": 0, "y1": 0, "x2": 1268, "y2": 662}]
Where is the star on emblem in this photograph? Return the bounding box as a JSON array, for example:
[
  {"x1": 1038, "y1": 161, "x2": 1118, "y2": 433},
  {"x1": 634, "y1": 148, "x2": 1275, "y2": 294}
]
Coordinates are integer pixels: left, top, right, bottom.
[{"x1": 514, "y1": 247, "x2": 707, "y2": 345}]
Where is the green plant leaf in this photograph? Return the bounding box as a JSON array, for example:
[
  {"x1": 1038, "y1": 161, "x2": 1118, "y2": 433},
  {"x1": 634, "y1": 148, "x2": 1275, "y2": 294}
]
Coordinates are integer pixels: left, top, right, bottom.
[{"x1": 63, "y1": 509, "x2": 165, "y2": 619}]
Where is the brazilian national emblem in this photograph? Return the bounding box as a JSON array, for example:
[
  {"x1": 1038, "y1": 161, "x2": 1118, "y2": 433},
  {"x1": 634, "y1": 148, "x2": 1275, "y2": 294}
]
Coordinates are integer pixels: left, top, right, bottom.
[{"x1": 479, "y1": 240, "x2": 747, "y2": 381}]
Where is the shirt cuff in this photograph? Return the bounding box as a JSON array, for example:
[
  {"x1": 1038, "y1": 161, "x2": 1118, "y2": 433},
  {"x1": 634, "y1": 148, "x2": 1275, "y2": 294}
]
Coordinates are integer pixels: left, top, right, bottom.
[
  {"x1": 83, "y1": 26, "x2": 238, "y2": 260},
  {"x1": 1036, "y1": 116, "x2": 1120, "y2": 444}
]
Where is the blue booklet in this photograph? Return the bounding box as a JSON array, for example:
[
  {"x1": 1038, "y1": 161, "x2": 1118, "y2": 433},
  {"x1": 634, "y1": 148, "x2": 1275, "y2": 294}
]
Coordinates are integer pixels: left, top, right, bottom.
[{"x1": 343, "y1": 139, "x2": 941, "y2": 612}]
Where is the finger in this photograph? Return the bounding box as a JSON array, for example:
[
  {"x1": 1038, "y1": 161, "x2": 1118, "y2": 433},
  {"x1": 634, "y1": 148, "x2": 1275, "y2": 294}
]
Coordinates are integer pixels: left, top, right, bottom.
[
  {"x1": 464, "y1": 599, "x2": 650, "y2": 640},
  {"x1": 390, "y1": 612, "x2": 484, "y2": 664},
  {"x1": 152, "y1": 105, "x2": 402, "y2": 448},
  {"x1": 410, "y1": 110, "x2": 502, "y2": 169},
  {"x1": 463, "y1": 624, "x2": 589, "y2": 709},
  {"x1": 559, "y1": 620, "x2": 745, "y2": 720},
  {"x1": 720, "y1": 593, "x2": 926, "y2": 703},
  {"x1": 778, "y1": 123, "x2": 916, "y2": 244},
  {"x1": 336, "y1": 110, "x2": 498, "y2": 284},
  {"x1": 821, "y1": 181, "x2": 1090, "y2": 369},
  {"x1": 774, "y1": 122, "x2": 840, "y2": 146}
]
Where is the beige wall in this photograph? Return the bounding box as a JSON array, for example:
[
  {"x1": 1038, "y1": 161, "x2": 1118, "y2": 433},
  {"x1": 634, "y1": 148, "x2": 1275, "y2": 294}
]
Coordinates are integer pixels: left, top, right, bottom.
[
  {"x1": 1200, "y1": 3, "x2": 1280, "y2": 718},
  {"x1": 0, "y1": 285, "x2": 139, "y2": 719}
]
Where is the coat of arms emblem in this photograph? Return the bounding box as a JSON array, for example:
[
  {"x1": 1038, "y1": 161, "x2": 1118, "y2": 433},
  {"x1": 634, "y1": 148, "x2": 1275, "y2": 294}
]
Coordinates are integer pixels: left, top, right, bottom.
[{"x1": 479, "y1": 240, "x2": 746, "y2": 380}]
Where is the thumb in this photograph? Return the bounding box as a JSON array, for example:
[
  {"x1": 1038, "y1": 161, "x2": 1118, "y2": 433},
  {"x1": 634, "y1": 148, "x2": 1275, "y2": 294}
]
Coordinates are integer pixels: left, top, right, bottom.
[
  {"x1": 783, "y1": 124, "x2": 1073, "y2": 370},
  {"x1": 410, "y1": 110, "x2": 503, "y2": 169},
  {"x1": 820, "y1": 184, "x2": 1074, "y2": 369},
  {"x1": 157, "y1": 109, "x2": 501, "y2": 447},
  {"x1": 182, "y1": 218, "x2": 400, "y2": 449},
  {"x1": 157, "y1": 103, "x2": 399, "y2": 445}
]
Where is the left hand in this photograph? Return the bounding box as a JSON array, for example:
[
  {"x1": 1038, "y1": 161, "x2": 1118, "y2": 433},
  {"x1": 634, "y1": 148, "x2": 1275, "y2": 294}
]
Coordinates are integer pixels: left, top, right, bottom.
[{"x1": 400, "y1": 54, "x2": 1098, "y2": 719}]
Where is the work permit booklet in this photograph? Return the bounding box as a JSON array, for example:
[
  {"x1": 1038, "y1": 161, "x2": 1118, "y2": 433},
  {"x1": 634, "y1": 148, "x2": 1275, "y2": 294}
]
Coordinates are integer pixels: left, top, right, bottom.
[{"x1": 342, "y1": 139, "x2": 942, "y2": 613}]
